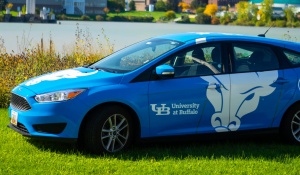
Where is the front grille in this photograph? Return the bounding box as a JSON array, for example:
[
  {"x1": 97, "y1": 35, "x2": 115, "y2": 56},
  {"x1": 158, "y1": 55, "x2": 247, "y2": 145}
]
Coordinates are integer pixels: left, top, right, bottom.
[
  {"x1": 9, "y1": 122, "x2": 30, "y2": 135},
  {"x1": 10, "y1": 93, "x2": 32, "y2": 111}
]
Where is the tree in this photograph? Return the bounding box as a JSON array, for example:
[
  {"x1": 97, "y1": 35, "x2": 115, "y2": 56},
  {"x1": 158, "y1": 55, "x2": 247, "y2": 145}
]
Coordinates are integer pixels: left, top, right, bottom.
[
  {"x1": 155, "y1": 0, "x2": 167, "y2": 12},
  {"x1": 236, "y1": 1, "x2": 257, "y2": 23},
  {"x1": 196, "y1": 6, "x2": 205, "y2": 14},
  {"x1": 107, "y1": 0, "x2": 125, "y2": 12},
  {"x1": 178, "y1": 2, "x2": 190, "y2": 12},
  {"x1": 0, "y1": 0, "x2": 7, "y2": 11},
  {"x1": 129, "y1": 0, "x2": 136, "y2": 11},
  {"x1": 203, "y1": 4, "x2": 218, "y2": 17},
  {"x1": 258, "y1": 0, "x2": 273, "y2": 24},
  {"x1": 190, "y1": 0, "x2": 206, "y2": 10},
  {"x1": 166, "y1": 0, "x2": 179, "y2": 12},
  {"x1": 115, "y1": 0, "x2": 125, "y2": 9},
  {"x1": 236, "y1": 1, "x2": 250, "y2": 22},
  {"x1": 285, "y1": 6, "x2": 295, "y2": 27}
]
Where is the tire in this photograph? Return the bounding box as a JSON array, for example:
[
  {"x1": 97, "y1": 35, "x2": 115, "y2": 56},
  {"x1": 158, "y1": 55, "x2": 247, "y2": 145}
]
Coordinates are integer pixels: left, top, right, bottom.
[
  {"x1": 83, "y1": 105, "x2": 133, "y2": 154},
  {"x1": 280, "y1": 106, "x2": 300, "y2": 144}
]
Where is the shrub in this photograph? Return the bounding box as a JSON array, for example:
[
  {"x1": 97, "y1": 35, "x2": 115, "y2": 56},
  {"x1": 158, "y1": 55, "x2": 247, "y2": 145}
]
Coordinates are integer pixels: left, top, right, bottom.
[
  {"x1": 285, "y1": 19, "x2": 300, "y2": 27},
  {"x1": 165, "y1": 10, "x2": 176, "y2": 20},
  {"x1": 22, "y1": 5, "x2": 26, "y2": 14},
  {"x1": 0, "y1": 14, "x2": 3, "y2": 22},
  {"x1": 128, "y1": 16, "x2": 153, "y2": 22},
  {"x1": 233, "y1": 19, "x2": 256, "y2": 26},
  {"x1": 103, "y1": 7, "x2": 110, "y2": 14},
  {"x1": 106, "y1": 16, "x2": 154, "y2": 22},
  {"x1": 294, "y1": 21, "x2": 300, "y2": 27},
  {"x1": 108, "y1": 15, "x2": 128, "y2": 21},
  {"x1": 35, "y1": 7, "x2": 40, "y2": 15},
  {"x1": 58, "y1": 14, "x2": 68, "y2": 20},
  {"x1": 96, "y1": 15, "x2": 104, "y2": 21},
  {"x1": 0, "y1": 26, "x2": 114, "y2": 108},
  {"x1": 255, "y1": 20, "x2": 265, "y2": 26},
  {"x1": 211, "y1": 17, "x2": 220, "y2": 25},
  {"x1": 81, "y1": 15, "x2": 91, "y2": 21},
  {"x1": 158, "y1": 16, "x2": 168, "y2": 22},
  {"x1": 275, "y1": 20, "x2": 286, "y2": 27},
  {"x1": 220, "y1": 12, "x2": 232, "y2": 25},
  {"x1": 181, "y1": 15, "x2": 190, "y2": 23},
  {"x1": 195, "y1": 13, "x2": 211, "y2": 24}
]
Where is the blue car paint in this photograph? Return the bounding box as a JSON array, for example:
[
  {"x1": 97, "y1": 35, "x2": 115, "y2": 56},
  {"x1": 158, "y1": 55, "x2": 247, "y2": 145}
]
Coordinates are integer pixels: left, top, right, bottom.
[{"x1": 8, "y1": 32, "x2": 300, "y2": 141}]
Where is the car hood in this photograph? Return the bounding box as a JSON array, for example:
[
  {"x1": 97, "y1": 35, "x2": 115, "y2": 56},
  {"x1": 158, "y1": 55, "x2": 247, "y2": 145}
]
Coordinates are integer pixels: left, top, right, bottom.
[{"x1": 18, "y1": 67, "x2": 124, "y2": 94}]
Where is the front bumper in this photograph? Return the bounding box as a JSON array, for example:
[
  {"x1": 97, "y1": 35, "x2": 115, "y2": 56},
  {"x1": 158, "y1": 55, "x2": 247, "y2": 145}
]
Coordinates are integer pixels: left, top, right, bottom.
[{"x1": 8, "y1": 88, "x2": 89, "y2": 139}]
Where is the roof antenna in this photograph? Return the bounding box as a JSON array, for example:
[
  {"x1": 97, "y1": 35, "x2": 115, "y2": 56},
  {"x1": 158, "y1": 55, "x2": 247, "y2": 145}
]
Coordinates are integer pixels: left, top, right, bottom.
[{"x1": 258, "y1": 23, "x2": 273, "y2": 37}]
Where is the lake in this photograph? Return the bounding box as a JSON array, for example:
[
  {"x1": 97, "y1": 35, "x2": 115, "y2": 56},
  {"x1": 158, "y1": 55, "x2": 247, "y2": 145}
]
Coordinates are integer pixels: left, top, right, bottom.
[{"x1": 0, "y1": 21, "x2": 299, "y2": 54}]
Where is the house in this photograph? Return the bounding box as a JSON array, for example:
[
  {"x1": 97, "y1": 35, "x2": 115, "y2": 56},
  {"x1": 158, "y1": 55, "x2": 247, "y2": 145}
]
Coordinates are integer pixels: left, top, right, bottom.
[
  {"x1": 125, "y1": 0, "x2": 160, "y2": 11},
  {"x1": 8, "y1": 0, "x2": 107, "y2": 15},
  {"x1": 207, "y1": 0, "x2": 247, "y2": 7},
  {"x1": 250, "y1": 0, "x2": 300, "y2": 13}
]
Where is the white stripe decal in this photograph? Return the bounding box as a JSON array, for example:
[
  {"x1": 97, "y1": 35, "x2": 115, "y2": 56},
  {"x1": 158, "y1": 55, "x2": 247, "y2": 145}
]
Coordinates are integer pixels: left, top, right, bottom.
[{"x1": 196, "y1": 38, "x2": 206, "y2": 44}]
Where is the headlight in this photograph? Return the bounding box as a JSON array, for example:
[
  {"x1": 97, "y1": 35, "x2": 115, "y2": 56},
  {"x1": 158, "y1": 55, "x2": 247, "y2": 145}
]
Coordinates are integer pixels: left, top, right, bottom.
[{"x1": 35, "y1": 89, "x2": 86, "y2": 103}]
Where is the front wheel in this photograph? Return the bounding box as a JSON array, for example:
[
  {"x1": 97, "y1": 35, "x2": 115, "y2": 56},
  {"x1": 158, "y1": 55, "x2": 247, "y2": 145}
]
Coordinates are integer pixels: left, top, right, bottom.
[
  {"x1": 83, "y1": 105, "x2": 132, "y2": 154},
  {"x1": 280, "y1": 106, "x2": 300, "y2": 144}
]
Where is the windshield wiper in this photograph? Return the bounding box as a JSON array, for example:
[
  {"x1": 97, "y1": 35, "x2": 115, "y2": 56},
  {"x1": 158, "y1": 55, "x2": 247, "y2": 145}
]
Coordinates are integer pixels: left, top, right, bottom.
[{"x1": 91, "y1": 66, "x2": 118, "y2": 73}]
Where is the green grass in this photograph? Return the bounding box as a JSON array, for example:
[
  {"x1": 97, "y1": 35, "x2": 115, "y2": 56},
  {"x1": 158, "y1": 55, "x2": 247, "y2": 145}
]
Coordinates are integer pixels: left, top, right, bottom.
[
  {"x1": 106, "y1": 11, "x2": 187, "y2": 22},
  {"x1": 107, "y1": 11, "x2": 175, "y2": 21},
  {"x1": 1, "y1": 10, "x2": 18, "y2": 16},
  {"x1": 1, "y1": 108, "x2": 300, "y2": 174},
  {"x1": 2, "y1": 10, "x2": 181, "y2": 22}
]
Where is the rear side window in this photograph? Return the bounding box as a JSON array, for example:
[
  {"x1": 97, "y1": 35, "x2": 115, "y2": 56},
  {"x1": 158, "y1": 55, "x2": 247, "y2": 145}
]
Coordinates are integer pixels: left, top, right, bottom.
[
  {"x1": 283, "y1": 50, "x2": 300, "y2": 66},
  {"x1": 232, "y1": 43, "x2": 279, "y2": 73}
]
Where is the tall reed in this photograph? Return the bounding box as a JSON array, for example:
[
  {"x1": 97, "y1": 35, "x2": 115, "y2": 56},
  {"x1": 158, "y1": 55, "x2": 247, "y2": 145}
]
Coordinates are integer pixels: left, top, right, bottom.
[{"x1": 0, "y1": 25, "x2": 114, "y2": 108}]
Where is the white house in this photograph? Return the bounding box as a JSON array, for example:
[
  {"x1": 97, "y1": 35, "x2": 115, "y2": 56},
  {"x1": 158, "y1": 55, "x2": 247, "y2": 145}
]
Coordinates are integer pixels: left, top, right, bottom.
[{"x1": 9, "y1": 0, "x2": 107, "y2": 14}]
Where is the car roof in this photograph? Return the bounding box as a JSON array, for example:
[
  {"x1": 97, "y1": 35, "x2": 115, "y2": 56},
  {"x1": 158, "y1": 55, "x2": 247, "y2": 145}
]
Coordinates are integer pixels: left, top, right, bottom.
[{"x1": 156, "y1": 32, "x2": 300, "y2": 52}]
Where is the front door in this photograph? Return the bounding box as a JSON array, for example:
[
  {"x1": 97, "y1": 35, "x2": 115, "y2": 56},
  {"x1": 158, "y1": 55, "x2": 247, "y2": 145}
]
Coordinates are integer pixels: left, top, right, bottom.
[{"x1": 148, "y1": 43, "x2": 229, "y2": 136}]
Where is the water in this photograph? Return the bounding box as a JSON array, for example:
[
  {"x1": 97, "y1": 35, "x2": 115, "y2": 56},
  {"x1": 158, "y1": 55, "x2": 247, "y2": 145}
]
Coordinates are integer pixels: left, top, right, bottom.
[{"x1": 0, "y1": 21, "x2": 299, "y2": 53}]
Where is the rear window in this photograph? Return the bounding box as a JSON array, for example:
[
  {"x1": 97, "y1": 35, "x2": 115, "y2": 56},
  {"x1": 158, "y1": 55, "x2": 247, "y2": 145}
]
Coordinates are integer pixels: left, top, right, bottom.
[{"x1": 283, "y1": 50, "x2": 300, "y2": 66}]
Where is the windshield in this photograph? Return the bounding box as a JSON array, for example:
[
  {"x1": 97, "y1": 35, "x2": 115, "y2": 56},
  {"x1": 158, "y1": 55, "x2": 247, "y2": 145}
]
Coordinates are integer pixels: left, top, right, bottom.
[{"x1": 89, "y1": 38, "x2": 183, "y2": 73}]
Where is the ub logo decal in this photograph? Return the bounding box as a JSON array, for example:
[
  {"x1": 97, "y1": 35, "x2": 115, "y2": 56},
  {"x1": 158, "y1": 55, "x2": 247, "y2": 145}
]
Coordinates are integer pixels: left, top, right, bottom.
[
  {"x1": 202, "y1": 71, "x2": 278, "y2": 132},
  {"x1": 151, "y1": 104, "x2": 170, "y2": 115}
]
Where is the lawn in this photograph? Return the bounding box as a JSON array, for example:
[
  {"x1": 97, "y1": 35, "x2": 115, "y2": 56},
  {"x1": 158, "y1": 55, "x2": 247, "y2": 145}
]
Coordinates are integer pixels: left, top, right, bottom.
[
  {"x1": 1, "y1": 10, "x2": 185, "y2": 22},
  {"x1": 107, "y1": 11, "x2": 169, "y2": 21},
  {"x1": 107, "y1": 11, "x2": 187, "y2": 21},
  {"x1": 1, "y1": 108, "x2": 300, "y2": 174}
]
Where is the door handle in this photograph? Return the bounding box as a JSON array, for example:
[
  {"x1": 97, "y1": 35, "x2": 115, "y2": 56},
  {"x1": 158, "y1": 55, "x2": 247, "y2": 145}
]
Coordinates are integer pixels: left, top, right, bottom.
[
  {"x1": 274, "y1": 78, "x2": 289, "y2": 85},
  {"x1": 208, "y1": 83, "x2": 221, "y2": 89}
]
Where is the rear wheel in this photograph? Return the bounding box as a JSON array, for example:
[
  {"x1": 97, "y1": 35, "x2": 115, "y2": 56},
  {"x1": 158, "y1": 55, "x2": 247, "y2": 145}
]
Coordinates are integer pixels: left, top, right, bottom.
[
  {"x1": 84, "y1": 105, "x2": 132, "y2": 153},
  {"x1": 280, "y1": 106, "x2": 300, "y2": 144}
]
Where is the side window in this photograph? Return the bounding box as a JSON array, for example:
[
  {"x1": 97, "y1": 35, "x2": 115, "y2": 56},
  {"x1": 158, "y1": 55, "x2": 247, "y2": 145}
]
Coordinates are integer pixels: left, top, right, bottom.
[
  {"x1": 233, "y1": 43, "x2": 279, "y2": 73},
  {"x1": 162, "y1": 44, "x2": 222, "y2": 77},
  {"x1": 283, "y1": 50, "x2": 300, "y2": 66}
]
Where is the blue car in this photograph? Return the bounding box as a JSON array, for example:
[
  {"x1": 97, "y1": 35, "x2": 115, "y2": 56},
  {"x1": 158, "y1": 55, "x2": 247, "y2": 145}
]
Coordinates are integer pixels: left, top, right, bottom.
[{"x1": 8, "y1": 32, "x2": 300, "y2": 153}]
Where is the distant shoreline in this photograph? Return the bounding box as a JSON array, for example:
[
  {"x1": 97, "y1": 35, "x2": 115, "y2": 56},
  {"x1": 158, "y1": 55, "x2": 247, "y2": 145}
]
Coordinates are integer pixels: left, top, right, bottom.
[{"x1": 1, "y1": 21, "x2": 299, "y2": 54}]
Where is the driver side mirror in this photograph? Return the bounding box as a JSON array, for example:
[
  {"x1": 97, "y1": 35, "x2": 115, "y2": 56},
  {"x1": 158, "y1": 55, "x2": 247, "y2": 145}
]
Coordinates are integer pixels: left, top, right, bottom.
[{"x1": 155, "y1": 65, "x2": 175, "y2": 78}]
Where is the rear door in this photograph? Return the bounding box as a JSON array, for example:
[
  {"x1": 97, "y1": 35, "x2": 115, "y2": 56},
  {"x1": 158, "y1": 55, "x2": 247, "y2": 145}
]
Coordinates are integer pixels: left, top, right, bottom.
[{"x1": 229, "y1": 42, "x2": 284, "y2": 131}]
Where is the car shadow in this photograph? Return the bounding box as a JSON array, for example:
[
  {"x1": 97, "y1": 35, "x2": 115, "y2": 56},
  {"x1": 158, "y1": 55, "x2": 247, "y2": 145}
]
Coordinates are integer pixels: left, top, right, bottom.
[{"x1": 25, "y1": 132, "x2": 300, "y2": 161}]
